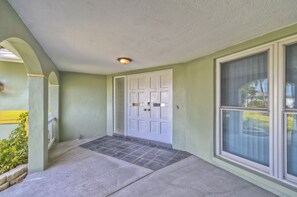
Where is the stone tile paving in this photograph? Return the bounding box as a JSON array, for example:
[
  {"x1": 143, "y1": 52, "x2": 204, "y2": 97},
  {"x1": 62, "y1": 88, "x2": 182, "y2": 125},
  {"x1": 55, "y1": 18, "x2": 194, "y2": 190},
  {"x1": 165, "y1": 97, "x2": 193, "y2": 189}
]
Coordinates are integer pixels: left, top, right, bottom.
[{"x1": 80, "y1": 136, "x2": 192, "y2": 171}]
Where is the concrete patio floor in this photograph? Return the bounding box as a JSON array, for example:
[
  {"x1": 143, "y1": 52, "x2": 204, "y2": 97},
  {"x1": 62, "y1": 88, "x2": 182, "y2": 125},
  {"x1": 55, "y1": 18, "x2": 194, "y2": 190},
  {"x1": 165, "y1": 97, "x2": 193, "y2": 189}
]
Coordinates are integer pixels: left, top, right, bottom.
[{"x1": 0, "y1": 138, "x2": 276, "y2": 197}]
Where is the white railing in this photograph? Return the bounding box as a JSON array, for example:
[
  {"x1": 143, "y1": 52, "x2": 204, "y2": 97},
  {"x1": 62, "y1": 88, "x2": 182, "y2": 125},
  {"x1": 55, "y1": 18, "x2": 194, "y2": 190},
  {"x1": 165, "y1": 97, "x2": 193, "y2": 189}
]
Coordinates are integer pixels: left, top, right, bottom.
[{"x1": 48, "y1": 113, "x2": 56, "y2": 149}]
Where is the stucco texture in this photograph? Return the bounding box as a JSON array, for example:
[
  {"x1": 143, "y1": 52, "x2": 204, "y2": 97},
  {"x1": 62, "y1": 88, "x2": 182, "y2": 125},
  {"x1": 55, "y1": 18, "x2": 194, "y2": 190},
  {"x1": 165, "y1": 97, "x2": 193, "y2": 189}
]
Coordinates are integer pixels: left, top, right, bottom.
[
  {"x1": 107, "y1": 24, "x2": 297, "y2": 196},
  {"x1": 0, "y1": 1, "x2": 59, "y2": 77},
  {"x1": 60, "y1": 72, "x2": 107, "y2": 141},
  {"x1": 0, "y1": 1, "x2": 60, "y2": 172},
  {"x1": 0, "y1": 61, "x2": 28, "y2": 110},
  {"x1": 0, "y1": 61, "x2": 28, "y2": 138}
]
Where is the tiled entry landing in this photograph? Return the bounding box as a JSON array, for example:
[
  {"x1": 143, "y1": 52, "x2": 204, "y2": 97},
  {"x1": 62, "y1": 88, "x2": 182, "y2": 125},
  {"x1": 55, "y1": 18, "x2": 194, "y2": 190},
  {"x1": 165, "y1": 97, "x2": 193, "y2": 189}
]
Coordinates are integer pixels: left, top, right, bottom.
[{"x1": 80, "y1": 136, "x2": 191, "y2": 171}]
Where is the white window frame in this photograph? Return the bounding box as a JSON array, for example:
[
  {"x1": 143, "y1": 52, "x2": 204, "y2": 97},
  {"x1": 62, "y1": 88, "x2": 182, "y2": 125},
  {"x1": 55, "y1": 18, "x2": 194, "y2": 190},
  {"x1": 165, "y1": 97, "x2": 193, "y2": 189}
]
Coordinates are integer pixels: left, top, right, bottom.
[
  {"x1": 278, "y1": 34, "x2": 297, "y2": 184},
  {"x1": 216, "y1": 43, "x2": 275, "y2": 175},
  {"x1": 216, "y1": 34, "x2": 297, "y2": 187}
]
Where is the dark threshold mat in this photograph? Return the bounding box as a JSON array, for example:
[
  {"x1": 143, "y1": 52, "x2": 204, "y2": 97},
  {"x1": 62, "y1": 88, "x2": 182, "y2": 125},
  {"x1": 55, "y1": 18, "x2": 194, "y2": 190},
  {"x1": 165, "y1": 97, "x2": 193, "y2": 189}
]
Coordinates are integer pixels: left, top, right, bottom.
[{"x1": 80, "y1": 136, "x2": 192, "y2": 171}]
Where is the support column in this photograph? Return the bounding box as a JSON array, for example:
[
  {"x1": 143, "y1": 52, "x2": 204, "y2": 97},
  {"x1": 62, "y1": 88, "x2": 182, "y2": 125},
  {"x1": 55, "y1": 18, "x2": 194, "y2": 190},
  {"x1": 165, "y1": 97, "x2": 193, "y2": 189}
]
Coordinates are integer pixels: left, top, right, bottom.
[
  {"x1": 49, "y1": 85, "x2": 60, "y2": 142},
  {"x1": 28, "y1": 75, "x2": 48, "y2": 173}
]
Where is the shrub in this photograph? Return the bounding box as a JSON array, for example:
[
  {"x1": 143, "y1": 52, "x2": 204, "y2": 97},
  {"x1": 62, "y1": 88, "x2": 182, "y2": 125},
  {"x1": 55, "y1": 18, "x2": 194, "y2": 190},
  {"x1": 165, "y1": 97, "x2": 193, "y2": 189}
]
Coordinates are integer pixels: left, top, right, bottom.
[{"x1": 0, "y1": 112, "x2": 28, "y2": 174}]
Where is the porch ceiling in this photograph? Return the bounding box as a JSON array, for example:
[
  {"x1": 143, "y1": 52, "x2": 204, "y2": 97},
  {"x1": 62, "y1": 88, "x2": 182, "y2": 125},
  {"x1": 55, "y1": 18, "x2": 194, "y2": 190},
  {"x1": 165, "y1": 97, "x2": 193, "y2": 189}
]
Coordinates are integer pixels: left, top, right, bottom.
[{"x1": 8, "y1": 0, "x2": 297, "y2": 74}]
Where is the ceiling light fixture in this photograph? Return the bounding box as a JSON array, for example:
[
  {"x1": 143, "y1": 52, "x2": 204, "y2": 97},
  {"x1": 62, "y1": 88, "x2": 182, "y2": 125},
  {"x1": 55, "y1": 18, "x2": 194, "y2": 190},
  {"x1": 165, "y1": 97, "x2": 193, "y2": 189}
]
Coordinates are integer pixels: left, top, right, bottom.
[{"x1": 117, "y1": 57, "x2": 132, "y2": 65}]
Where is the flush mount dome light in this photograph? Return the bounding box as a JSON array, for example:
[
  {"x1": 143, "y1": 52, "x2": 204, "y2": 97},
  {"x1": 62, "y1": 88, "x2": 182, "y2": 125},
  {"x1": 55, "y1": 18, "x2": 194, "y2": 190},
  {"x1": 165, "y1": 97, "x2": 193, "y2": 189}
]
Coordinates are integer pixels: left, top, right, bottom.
[{"x1": 117, "y1": 57, "x2": 132, "y2": 65}]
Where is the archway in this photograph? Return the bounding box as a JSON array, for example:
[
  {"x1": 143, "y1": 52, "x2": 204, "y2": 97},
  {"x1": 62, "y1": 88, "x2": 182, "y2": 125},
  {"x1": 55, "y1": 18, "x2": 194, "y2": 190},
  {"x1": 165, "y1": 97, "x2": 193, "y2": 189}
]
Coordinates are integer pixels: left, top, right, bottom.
[
  {"x1": 48, "y1": 72, "x2": 60, "y2": 144},
  {"x1": 0, "y1": 45, "x2": 28, "y2": 139},
  {"x1": 0, "y1": 37, "x2": 49, "y2": 172},
  {"x1": 2, "y1": 38, "x2": 43, "y2": 75}
]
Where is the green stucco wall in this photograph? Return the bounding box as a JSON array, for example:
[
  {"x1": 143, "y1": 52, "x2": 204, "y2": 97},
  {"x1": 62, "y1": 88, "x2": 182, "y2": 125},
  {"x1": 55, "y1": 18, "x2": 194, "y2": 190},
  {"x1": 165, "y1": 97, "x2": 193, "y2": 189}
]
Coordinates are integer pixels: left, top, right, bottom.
[
  {"x1": 0, "y1": 1, "x2": 58, "y2": 172},
  {"x1": 0, "y1": 61, "x2": 28, "y2": 139},
  {"x1": 107, "y1": 24, "x2": 297, "y2": 196},
  {"x1": 0, "y1": 1, "x2": 59, "y2": 77},
  {"x1": 184, "y1": 24, "x2": 297, "y2": 197},
  {"x1": 0, "y1": 61, "x2": 28, "y2": 110},
  {"x1": 60, "y1": 72, "x2": 107, "y2": 141},
  {"x1": 1, "y1": 0, "x2": 297, "y2": 192}
]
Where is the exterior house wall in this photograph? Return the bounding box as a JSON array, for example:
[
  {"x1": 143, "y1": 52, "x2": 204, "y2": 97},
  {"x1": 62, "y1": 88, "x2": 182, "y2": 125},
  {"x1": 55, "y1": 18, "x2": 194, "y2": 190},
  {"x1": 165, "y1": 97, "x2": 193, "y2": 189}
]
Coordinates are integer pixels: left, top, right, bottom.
[
  {"x1": 60, "y1": 72, "x2": 107, "y2": 141},
  {"x1": 0, "y1": 1, "x2": 59, "y2": 77},
  {"x1": 106, "y1": 23, "x2": 297, "y2": 196},
  {"x1": 182, "y1": 24, "x2": 297, "y2": 197},
  {"x1": 0, "y1": 61, "x2": 28, "y2": 139},
  {"x1": 1, "y1": 1, "x2": 60, "y2": 172},
  {"x1": 1, "y1": 0, "x2": 297, "y2": 192},
  {"x1": 0, "y1": 62, "x2": 28, "y2": 110}
]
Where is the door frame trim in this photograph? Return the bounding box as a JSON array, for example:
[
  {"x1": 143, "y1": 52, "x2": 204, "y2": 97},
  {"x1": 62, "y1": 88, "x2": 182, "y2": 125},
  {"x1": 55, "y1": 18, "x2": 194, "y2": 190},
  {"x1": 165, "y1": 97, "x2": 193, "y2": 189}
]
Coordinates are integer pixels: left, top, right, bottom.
[{"x1": 113, "y1": 75, "x2": 127, "y2": 136}]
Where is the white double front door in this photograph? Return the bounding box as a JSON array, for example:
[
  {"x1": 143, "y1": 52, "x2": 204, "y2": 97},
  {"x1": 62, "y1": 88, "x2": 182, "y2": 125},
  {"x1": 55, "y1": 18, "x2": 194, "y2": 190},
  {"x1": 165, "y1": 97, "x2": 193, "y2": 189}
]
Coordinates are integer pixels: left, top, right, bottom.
[{"x1": 127, "y1": 69, "x2": 172, "y2": 144}]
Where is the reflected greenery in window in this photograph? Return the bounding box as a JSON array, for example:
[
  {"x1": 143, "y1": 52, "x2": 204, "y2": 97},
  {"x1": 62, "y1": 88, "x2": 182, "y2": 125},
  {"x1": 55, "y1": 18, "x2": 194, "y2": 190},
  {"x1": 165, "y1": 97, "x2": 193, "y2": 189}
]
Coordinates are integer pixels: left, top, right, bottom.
[
  {"x1": 240, "y1": 79, "x2": 268, "y2": 108},
  {"x1": 223, "y1": 110, "x2": 269, "y2": 166},
  {"x1": 287, "y1": 114, "x2": 297, "y2": 176}
]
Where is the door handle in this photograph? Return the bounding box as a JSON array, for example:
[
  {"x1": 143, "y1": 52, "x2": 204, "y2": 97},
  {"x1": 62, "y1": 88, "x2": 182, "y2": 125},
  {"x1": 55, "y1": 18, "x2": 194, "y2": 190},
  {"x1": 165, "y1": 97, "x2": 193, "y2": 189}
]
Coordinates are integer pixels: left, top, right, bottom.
[
  {"x1": 152, "y1": 103, "x2": 166, "y2": 107},
  {"x1": 144, "y1": 109, "x2": 151, "y2": 111}
]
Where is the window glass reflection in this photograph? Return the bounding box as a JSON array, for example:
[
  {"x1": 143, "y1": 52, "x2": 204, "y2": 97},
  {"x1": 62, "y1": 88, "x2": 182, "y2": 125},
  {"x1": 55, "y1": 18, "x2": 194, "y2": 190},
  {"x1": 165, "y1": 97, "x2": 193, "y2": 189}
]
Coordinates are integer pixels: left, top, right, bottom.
[
  {"x1": 239, "y1": 79, "x2": 268, "y2": 108},
  {"x1": 221, "y1": 52, "x2": 268, "y2": 108},
  {"x1": 287, "y1": 114, "x2": 297, "y2": 176},
  {"x1": 286, "y1": 43, "x2": 297, "y2": 109},
  {"x1": 223, "y1": 110, "x2": 269, "y2": 166}
]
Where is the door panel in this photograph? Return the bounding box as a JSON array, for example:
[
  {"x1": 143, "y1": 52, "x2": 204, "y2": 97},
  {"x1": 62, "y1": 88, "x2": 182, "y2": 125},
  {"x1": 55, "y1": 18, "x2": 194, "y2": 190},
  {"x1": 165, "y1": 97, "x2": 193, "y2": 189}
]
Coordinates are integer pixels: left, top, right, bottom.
[
  {"x1": 150, "y1": 91, "x2": 160, "y2": 120},
  {"x1": 150, "y1": 121, "x2": 160, "y2": 134},
  {"x1": 129, "y1": 119, "x2": 138, "y2": 131},
  {"x1": 127, "y1": 69, "x2": 172, "y2": 144},
  {"x1": 129, "y1": 78, "x2": 138, "y2": 90},
  {"x1": 138, "y1": 120, "x2": 146, "y2": 133},
  {"x1": 161, "y1": 122, "x2": 169, "y2": 134},
  {"x1": 138, "y1": 91, "x2": 147, "y2": 119},
  {"x1": 150, "y1": 107, "x2": 160, "y2": 120},
  {"x1": 161, "y1": 74, "x2": 170, "y2": 88},
  {"x1": 160, "y1": 91, "x2": 169, "y2": 103},
  {"x1": 150, "y1": 91, "x2": 159, "y2": 102},
  {"x1": 139, "y1": 77, "x2": 149, "y2": 90},
  {"x1": 150, "y1": 75, "x2": 160, "y2": 89},
  {"x1": 161, "y1": 107, "x2": 169, "y2": 120},
  {"x1": 129, "y1": 92, "x2": 138, "y2": 117}
]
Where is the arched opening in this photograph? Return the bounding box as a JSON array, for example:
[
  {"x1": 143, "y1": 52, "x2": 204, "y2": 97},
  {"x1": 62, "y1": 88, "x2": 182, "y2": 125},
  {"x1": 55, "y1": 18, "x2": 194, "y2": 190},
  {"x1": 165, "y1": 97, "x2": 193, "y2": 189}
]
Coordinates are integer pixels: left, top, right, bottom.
[
  {"x1": 0, "y1": 37, "x2": 49, "y2": 172},
  {"x1": 48, "y1": 72, "x2": 60, "y2": 145},
  {"x1": 0, "y1": 42, "x2": 28, "y2": 139},
  {"x1": 3, "y1": 38, "x2": 43, "y2": 75}
]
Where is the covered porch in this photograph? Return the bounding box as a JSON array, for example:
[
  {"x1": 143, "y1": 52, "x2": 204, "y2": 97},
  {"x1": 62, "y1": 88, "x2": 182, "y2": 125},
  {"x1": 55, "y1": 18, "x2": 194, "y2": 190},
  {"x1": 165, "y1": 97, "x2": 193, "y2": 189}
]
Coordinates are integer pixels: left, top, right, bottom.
[
  {"x1": 1, "y1": 0, "x2": 297, "y2": 196},
  {"x1": 0, "y1": 138, "x2": 275, "y2": 197}
]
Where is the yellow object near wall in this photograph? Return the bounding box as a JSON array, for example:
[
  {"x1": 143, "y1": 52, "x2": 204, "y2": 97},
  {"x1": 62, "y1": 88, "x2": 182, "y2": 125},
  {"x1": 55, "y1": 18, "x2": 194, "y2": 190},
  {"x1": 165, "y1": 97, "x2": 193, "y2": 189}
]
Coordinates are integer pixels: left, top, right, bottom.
[{"x1": 0, "y1": 110, "x2": 29, "y2": 135}]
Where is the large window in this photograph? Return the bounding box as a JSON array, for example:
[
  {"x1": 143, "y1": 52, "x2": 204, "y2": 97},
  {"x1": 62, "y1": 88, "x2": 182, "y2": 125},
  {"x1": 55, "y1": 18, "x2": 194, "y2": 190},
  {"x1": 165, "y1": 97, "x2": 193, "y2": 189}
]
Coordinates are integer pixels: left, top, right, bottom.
[
  {"x1": 217, "y1": 46, "x2": 272, "y2": 173},
  {"x1": 216, "y1": 35, "x2": 297, "y2": 185}
]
